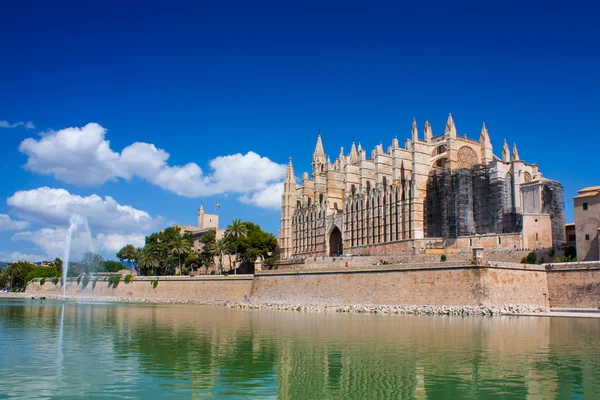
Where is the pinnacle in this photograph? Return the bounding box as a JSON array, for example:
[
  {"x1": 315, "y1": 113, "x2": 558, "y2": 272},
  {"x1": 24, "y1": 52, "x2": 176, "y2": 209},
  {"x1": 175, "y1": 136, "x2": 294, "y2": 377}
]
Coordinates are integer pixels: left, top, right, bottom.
[
  {"x1": 313, "y1": 134, "x2": 325, "y2": 159},
  {"x1": 285, "y1": 157, "x2": 295, "y2": 182}
]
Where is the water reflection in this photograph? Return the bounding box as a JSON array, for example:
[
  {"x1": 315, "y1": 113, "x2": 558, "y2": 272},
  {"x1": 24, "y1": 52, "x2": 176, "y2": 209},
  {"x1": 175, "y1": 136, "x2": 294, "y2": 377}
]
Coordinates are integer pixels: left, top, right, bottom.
[{"x1": 1, "y1": 299, "x2": 599, "y2": 399}]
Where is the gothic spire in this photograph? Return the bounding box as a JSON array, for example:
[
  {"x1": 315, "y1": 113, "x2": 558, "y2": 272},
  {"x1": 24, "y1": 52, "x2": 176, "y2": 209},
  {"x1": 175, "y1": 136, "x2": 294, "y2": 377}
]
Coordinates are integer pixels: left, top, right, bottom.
[
  {"x1": 424, "y1": 120, "x2": 432, "y2": 142},
  {"x1": 284, "y1": 157, "x2": 295, "y2": 183},
  {"x1": 313, "y1": 133, "x2": 325, "y2": 159},
  {"x1": 512, "y1": 143, "x2": 520, "y2": 161},
  {"x1": 502, "y1": 139, "x2": 511, "y2": 162},
  {"x1": 338, "y1": 146, "x2": 345, "y2": 164},
  {"x1": 445, "y1": 113, "x2": 457, "y2": 137},
  {"x1": 411, "y1": 117, "x2": 418, "y2": 141},
  {"x1": 349, "y1": 141, "x2": 358, "y2": 163},
  {"x1": 480, "y1": 122, "x2": 490, "y2": 144}
]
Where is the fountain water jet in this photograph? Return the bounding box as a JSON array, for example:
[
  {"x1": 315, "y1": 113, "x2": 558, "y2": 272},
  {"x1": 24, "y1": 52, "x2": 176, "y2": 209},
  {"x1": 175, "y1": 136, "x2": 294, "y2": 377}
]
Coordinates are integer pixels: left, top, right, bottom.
[{"x1": 62, "y1": 214, "x2": 93, "y2": 300}]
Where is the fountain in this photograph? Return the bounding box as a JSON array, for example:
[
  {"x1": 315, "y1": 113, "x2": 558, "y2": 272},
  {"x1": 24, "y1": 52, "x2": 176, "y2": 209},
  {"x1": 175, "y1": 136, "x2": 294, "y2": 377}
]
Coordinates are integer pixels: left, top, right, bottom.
[{"x1": 62, "y1": 214, "x2": 93, "y2": 300}]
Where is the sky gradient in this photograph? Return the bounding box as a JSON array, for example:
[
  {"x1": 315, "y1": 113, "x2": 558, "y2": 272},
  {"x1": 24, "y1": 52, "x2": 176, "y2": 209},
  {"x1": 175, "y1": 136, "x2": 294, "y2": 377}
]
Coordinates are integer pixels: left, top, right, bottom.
[{"x1": 1, "y1": 0, "x2": 599, "y2": 261}]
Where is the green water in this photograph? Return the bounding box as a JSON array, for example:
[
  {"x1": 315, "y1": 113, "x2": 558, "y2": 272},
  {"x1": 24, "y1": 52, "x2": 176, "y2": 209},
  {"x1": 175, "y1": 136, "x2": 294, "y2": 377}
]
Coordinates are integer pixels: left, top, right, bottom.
[{"x1": 0, "y1": 299, "x2": 599, "y2": 399}]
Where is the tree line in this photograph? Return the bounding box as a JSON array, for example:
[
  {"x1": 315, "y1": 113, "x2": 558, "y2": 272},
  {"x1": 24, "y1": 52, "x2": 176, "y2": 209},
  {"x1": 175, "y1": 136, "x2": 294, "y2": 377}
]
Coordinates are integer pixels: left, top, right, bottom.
[
  {"x1": 118, "y1": 219, "x2": 279, "y2": 276},
  {"x1": 0, "y1": 219, "x2": 279, "y2": 291}
]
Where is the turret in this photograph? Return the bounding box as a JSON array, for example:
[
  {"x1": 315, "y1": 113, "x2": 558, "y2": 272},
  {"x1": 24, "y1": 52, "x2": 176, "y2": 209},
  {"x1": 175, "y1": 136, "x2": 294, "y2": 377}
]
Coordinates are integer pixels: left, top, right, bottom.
[
  {"x1": 502, "y1": 139, "x2": 511, "y2": 162},
  {"x1": 445, "y1": 113, "x2": 457, "y2": 138},
  {"x1": 512, "y1": 143, "x2": 520, "y2": 161}
]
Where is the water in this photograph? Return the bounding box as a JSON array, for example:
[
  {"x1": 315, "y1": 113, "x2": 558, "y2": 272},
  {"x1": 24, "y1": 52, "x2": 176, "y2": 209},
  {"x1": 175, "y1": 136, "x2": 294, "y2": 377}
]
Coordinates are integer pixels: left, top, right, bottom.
[
  {"x1": 1, "y1": 298, "x2": 599, "y2": 399},
  {"x1": 62, "y1": 214, "x2": 93, "y2": 300}
]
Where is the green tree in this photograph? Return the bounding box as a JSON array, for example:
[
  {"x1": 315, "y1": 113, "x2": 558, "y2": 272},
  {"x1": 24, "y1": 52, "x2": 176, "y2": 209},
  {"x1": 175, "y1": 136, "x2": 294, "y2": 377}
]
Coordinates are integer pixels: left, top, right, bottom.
[
  {"x1": 4, "y1": 261, "x2": 36, "y2": 291},
  {"x1": 51, "y1": 257, "x2": 63, "y2": 276},
  {"x1": 564, "y1": 246, "x2": 577, "y2": 260},
  {"x1": 104, "y1": 260, "x2": 125, "y2": 273},
  {"x1": 184, "y1": 251, "x2": 199, "y2": 275},
  {"x1": 225, "y1": 219, "x2": 248, "y2": 275},
  {"x1": 214, "y1": 237, "x2": 229, "y2": 275},
  {"x1": 169, "y1": 234, "x2": 192, "y2": 276},
  {"x1": 117, "y1": 244, "x2": 139, "y2": 275},
  {"x1": 81, "y1": 252, "x2": 105, "y2": 273},
  {"x1": 0, "y1": 270, "x2": 8, "y2": 290},
  {"x1": 139, "y1": 247, "x2": 160, "y2": 276}
]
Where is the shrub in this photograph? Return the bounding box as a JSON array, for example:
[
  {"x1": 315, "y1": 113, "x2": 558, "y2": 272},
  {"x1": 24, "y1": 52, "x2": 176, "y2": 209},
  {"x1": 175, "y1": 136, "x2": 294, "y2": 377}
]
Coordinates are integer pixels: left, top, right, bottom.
[
  {"x1": 520, "y1": 257, "x2": 528, "y2": 264},
  {"x1": 538, "y1": 257, "x2": 545, "y2": 265},
  {"x1": 76, "y1": 276, "x2": 82, "y2": 285},
  {"x1": 82, "y1": 276, "x2": 90, "y2": 288},
  {"x1": 564, "y1": 246, "x2": 577, "y2": 260},
  {"x1": 440, "y1": 254, "x2": 447, "y2": 262},
  {"x1": 547, "y1": 248, "x2": 555, "y2": 257},
  {"x1": 25, "y1": 266, "x2": 60, "y2": 283},
  {"x1": 40, "y1": 278, "x2": 46, "y2": 285},
  {"x1": 52, "y1": 277, "x2": 59, "y2": 285},
  {"x1": 526, "y1": 251, "x2": 537, "y2": 264},
  {"x1": 107, "y1": 275, "x2": 121, "y2": 288},
  {"x1": 124, "y1": 274, "x2": 133, "y2": 284},
  {"x1": 151, "y1": 279, "x2": 158, "y2": 289},
  {"x1": 92, "y1": 277, "x2": 98, "y2": 290}
]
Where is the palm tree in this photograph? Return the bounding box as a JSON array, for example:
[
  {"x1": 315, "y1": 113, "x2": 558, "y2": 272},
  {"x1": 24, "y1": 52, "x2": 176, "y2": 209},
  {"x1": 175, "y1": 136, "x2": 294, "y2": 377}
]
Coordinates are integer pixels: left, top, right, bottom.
[
  {"x1": 214, "y1": 238, "x2": 228, "y2": 275},
  {"x1": 138, "y1": 247, "x2": 160, "y2": 276},
  {"x1": 169, "y1": 234, "x2": 192, "y2": 276},
  {"x1": 225, "y1": 219, "x2": 248, "y2": 275}
]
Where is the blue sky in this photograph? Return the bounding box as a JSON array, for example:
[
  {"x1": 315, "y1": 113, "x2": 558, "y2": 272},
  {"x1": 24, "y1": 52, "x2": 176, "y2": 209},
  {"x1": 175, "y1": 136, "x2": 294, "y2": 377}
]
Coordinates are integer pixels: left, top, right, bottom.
[{"x1": 1, "y1": 0, "x2": 598, "y2": 261}]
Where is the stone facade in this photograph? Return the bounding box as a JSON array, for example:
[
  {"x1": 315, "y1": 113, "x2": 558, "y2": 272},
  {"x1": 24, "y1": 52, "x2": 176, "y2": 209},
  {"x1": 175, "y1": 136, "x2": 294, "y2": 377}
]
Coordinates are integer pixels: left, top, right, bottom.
[
  {"x1": 179, "y1": 205, "x2": 232, "y2": 272},
  {"x1": 573, "y1": 186, "x2": 600, "y2": 261},
  {"x1": 279, "y1": 115, "x2": 565, "y2": 258}
]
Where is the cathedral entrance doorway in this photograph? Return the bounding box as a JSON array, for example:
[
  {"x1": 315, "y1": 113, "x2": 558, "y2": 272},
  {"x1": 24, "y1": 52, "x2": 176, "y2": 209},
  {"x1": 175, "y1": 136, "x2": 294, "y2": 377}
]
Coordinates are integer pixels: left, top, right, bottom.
[{"x1": 329, "y1": 226, "x2": 343, "y2": 256}]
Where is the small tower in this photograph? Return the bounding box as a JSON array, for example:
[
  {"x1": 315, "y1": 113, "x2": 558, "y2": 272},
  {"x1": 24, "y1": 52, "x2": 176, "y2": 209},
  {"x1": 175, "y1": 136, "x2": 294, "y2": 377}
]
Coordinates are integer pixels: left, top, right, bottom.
[
  {"x1": 198, "y1": 204, "x2": 218, "y2": 230},
  {"x1": 502, "y1": 139, "x2": 511, "y2": 162},
  {"x1": 312, "y1": 134, "x2": 326, "y2": 177},
  {"x1": 279, "y1": 157, "x2": 297, "y2": 259},
  {"x1": 512, "y1": 143, "x2": 520, "y2": 161},
  {"x1": 445, "y1": 113, "x2": 457, "y2": 138}
]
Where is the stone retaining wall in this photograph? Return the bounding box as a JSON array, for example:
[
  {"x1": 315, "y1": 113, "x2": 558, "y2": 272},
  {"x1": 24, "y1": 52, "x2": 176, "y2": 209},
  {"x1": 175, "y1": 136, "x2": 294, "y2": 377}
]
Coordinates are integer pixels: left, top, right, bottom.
[
  {"x1": 546, "y1": 262, "x2": 600, "y2": 308},
  {"x1": 251, "y1": 265, "x2": 548, "y2": 308},
  {"x1": 24, "y1": 262, "x2": 598, "y2": 310},
  {"x1": 27, "y1": 275, "x2": 254, "y2": 302}
]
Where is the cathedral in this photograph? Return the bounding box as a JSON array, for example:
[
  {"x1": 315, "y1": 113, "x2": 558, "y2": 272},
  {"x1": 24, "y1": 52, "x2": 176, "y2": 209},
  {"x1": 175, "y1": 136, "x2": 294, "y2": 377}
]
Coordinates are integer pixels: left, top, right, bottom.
[{"x1": 278, "y1": 115, "x2": 565, "y2": 258}]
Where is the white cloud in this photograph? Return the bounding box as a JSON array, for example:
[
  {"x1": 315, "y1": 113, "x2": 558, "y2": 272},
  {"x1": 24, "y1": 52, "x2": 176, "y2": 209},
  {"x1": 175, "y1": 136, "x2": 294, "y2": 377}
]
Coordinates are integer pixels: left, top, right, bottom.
[
  {"x1": 7, "y1": 187, "x2": 156, "y2": 233},
  {"x1": 5, "y1": 187, "x2": 155, "y2": 261},
  {"x1": 11, "y1": 228, "x2": 145, "y2": 262},
  {"x1": 0, "y1": 214, "x2": 30, "y2": 230},
  {"x1": 18, "y1": 123, "x2": 286, "y2": 206},
  {"x1": 0, "y1": 120, "x2": 35, "y2": 129},
  {"x1": 238, "y1": 182, "x2": 283, "y2": 210},
  {"x1": 0, "y1": 251, "x2": 45, "y2": 263},
  {"x1": 95, "y1": 233, "x2": 145, "y2": 254}
]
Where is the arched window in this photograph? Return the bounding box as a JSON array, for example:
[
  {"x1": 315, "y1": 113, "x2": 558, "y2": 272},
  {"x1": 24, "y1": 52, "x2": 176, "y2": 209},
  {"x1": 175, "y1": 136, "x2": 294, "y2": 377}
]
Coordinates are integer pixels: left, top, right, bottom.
[
  {"x1": 319, "y1": 194, "x2": 324, "y2": 203},
  {"x1": 351, "y1": 184, "x2": 356, "y2": 195}
]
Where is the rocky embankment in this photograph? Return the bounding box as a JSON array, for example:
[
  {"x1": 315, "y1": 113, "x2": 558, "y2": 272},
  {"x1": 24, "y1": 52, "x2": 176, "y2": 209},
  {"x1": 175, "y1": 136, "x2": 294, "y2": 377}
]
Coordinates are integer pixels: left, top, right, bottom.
[{"x1": 34, "y1": 294, "x2": 542, "y2": 316}]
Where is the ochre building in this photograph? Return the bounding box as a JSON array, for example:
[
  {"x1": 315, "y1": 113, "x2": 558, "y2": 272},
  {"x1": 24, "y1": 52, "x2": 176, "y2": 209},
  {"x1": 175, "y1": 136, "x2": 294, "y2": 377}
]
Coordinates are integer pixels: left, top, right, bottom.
[{"x1": 278, "y1": 115, "x2": 565, "y2": 258}]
